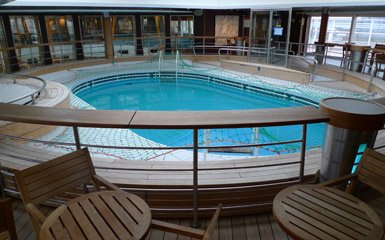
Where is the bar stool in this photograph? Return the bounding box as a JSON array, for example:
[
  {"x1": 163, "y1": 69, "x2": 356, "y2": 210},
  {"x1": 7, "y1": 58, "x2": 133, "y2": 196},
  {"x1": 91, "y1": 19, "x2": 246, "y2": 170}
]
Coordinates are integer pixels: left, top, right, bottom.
[
  {"x1": 365, "y1": 44, "x2": 385, "y2": 73},
  {"x1": 340, "y1": 43, "x2": 353, "y2": 68}
]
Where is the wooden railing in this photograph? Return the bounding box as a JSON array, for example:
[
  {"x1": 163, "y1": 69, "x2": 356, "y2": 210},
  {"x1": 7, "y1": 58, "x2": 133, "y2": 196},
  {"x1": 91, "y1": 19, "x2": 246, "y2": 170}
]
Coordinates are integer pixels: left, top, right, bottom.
[{"x1": 0, "y1": 102, "x2": 329, "y2": 220}]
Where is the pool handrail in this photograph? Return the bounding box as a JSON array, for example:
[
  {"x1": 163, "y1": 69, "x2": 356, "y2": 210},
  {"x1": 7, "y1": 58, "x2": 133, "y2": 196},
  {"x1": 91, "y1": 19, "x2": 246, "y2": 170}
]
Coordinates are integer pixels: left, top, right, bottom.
[
  {"x1": 0, "y1": 74, "x2": 47, "y2": 104},
  {"x1": 217, "y1": 47, "x2": 318, "y2": 82}
]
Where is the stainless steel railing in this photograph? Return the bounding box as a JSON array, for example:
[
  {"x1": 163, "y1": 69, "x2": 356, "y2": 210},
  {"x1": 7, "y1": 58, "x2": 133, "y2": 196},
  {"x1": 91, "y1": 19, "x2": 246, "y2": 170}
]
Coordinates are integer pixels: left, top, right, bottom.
[{"x1": 0, "y1": 74, "x2": 46, "y2": 104}]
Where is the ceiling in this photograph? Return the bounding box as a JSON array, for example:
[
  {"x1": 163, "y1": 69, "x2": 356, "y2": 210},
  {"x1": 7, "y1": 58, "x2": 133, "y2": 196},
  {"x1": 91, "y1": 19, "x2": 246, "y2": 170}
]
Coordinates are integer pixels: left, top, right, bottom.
[{"x1": 2, "y1": 0, "x2": 385, "y2": 9}]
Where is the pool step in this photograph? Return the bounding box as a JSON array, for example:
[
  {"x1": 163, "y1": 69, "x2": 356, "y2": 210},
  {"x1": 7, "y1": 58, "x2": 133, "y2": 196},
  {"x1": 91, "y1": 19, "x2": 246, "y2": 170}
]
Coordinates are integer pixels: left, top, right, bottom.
[{"x1": 159, "y1": 72, "x2": 177, "y2": 83}]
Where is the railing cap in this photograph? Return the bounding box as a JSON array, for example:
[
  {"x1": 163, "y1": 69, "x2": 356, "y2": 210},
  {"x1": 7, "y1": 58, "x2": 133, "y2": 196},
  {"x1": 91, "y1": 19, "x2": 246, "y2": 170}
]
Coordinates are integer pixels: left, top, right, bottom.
[{"x1": 0, "y1": 103, "x2": 329, "y2": 129}]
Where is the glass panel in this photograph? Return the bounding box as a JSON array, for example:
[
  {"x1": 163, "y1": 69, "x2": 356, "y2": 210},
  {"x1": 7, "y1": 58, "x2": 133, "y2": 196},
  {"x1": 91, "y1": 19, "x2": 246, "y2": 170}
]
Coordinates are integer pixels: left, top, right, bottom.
[
  {"x1": 170, "y1": 15, "x2": 194, "y2": 51},
  {"x1": 112, "y1": 15, "x2": 136, "y2": 57},
  {"x1": 10, "y1": 16, "x2": 40, "y2": 45},
  {"x1": 270, "y1": 10, "x2": 290, "y2": 65},
  {"x1": 141, "y1": 15, "x2": 165, "y2": 54},
  {"x1": 326, "y1": 17, "x2": 352, "y2": 44},
  {"x1": 45, "y1": 15, "x2": 75, "y2": 62},
  {"x1": 307, "y1": 16, "x2": 321, "y2": 52},
  {"x1": 250, "y1": 11, "x2": 270, "y2": 63},
  {"x1": 80, "y1": 16, "x2": 104, "y2": 58},
  {"x1": 10, "y1": 16, "x2": 41, "y2": 68},
  {"x1": 352, "y1": 17, "x2": 385, "y2": 47},
  {"x1": 325, "y1": 16, "x2": 352, "y2": 60}
]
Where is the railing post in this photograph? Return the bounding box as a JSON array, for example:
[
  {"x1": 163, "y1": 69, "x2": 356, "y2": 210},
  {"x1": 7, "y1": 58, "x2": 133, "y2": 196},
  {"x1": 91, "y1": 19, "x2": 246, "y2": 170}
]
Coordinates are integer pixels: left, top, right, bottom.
[
  {"x1": 252, "y1": 127, "x2": 259, "y2": 158},
  {"x1": 368, "y1": 62, "x2": 376, "y2": 92},
  {"x1": 192, "y1": 128, "x2": 199, "y2": 228},
  {"x1": 203, "y1": 129, "x2": 210, "y2": 161},
  {"x1": 299, "y1": 124, "x2": 307, "y2": 182},
  {"x1": 73, "y1": 126, "x2": 81, "y2": 150},
  {"x1": 29, "y1": 46, "x2": 35, "y2": 67},
  {"x1": 59, "y1": 44, "x2": 63, "y2": 63}
]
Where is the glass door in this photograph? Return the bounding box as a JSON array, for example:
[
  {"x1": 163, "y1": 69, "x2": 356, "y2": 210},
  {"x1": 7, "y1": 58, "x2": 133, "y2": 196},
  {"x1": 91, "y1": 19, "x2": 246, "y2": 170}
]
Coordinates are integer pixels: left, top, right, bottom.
[
  {"x1": 270, "y1": 10, "x2": 291, "y2": 66},
  {"x1": 249, "y1": 11, "x2": 270, "y2": 64},
  {"x1": 249, "y1": 9, "x2": 291, "y2": 66}
]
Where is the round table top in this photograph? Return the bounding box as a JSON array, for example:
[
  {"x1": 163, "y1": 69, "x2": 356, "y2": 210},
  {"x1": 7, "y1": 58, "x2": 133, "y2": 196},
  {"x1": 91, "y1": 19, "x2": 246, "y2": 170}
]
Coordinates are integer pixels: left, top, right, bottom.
[
  {"x1": 40, "y1": 191, "x2": 152, "y2": 240},
  {"x1": 320, "y1": 97, "x2": 385, "y2": 131},
  {"x1": 273, "y1": 184, "x2": 384, "y2": 240}
]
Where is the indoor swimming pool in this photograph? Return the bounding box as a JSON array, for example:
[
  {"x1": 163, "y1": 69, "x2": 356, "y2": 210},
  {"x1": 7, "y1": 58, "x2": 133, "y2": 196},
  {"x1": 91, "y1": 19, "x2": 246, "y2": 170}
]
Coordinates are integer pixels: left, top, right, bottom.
[{"x1": 73, "y1": 74, "x2": 324, "y2": 156}]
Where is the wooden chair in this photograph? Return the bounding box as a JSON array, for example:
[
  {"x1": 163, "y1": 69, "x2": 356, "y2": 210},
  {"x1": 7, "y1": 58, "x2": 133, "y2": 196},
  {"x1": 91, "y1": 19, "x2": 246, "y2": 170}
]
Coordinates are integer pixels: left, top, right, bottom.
[
  {"x1": 321, "y1": 147, "x2": 385, "y2": 195},
  {"x1": 151, "y1": 203, "x2": 222, "y2": 240},
  {"x1": 0, "y1": 198, "x2": 17, "y2": 240},
  {"x1": 15, "y1": 148, "x2": 121, "y2": 237}
]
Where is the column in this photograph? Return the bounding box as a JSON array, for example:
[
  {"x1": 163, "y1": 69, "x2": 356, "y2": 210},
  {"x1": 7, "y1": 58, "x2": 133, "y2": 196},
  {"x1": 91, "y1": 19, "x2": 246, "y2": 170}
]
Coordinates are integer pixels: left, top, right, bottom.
[
  {"x1": 1, "y1": 15, "x2": 19, "y2": 72},
  {"x1": 319, "y1": 97, "x2": 385, "y2": 182},
  {"x1": 135, "y1": 14, "x2": 143, "y2": 55},
  {"x1": 72, "y1": 14, "x2": 84, "y2": 60},
  {"x1": 38, "y1": 15, "x2": 52, "y2": 65},
  {"x1": 315, "y1": 8, "x2": 329, "y2": 64},
  {"x1": 102, "y1": 12, "x2": 114, "y2": 59}
]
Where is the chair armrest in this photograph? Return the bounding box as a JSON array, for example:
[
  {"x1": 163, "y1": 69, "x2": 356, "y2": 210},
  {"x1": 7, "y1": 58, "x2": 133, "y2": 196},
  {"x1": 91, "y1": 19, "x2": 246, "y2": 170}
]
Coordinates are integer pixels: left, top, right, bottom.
[
  {"x1": 93, "y1": 175, "x2": 124, "y2": 192},
  {"x1": 318, "y1": 173, "x2": 358, "y2": 187},
  {"x1": 25, "y1": 203, "x2": 46, "y2": 224},
  {"x1": 151, "y1": 219, "x2": 205, "y2": 239}
]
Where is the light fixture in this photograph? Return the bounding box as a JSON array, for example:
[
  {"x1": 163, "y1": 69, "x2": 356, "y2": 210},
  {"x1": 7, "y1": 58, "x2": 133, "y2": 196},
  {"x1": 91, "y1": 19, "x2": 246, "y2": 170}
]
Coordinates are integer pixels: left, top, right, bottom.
[{"x1": 59, "y1": 17, "x2": 65, "y2": 27}]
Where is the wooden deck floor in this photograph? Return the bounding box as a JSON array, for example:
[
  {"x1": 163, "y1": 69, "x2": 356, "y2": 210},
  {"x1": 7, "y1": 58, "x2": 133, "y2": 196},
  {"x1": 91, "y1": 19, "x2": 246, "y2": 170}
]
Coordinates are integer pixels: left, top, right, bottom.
[
  {"x1": 11, "y1": 186, "x2": 385, "y2": 240},
  {"x1": 11, "y1": 199, "x2": 290, "y2": 240}
]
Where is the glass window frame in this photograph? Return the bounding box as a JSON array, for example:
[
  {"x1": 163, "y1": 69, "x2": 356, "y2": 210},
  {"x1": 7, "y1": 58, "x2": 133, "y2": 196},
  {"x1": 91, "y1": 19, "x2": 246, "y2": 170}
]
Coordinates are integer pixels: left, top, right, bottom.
[{"x1": 79, "y1": 15, "x2": 104, "y2": 41}]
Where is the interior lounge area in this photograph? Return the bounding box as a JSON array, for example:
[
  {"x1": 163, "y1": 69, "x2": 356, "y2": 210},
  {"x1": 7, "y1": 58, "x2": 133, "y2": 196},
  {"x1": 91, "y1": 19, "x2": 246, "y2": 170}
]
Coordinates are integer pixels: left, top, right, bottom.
[{"x1": 1, "y1": 0, "x2": 385, "y2": 239}]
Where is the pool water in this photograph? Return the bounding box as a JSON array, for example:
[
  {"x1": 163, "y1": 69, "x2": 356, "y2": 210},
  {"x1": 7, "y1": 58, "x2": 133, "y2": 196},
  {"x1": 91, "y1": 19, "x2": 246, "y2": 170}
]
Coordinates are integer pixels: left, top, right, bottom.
[{"x1": 75, "y1": 77, "x2": 324, "y2": 155}]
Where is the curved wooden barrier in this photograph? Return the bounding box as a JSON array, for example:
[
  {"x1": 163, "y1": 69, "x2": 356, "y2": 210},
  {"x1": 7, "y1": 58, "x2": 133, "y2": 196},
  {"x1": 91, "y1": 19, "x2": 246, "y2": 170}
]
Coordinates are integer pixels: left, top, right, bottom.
[{"x1": 0, "y1": 103, "x2": 329, "y2": 217}]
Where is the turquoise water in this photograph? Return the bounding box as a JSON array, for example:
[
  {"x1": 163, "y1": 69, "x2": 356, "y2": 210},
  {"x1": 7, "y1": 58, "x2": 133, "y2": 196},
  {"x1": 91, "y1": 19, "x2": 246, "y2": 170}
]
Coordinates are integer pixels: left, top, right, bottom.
[{"x1": 75, "y1": 77, "x2": 324, "y2": 155}]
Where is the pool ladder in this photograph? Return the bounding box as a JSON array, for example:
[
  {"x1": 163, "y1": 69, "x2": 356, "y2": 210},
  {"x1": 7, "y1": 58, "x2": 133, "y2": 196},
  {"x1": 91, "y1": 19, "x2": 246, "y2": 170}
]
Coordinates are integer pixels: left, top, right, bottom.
[{"x1": 157, "y1": 50, "x2": 179, "y2": 83}]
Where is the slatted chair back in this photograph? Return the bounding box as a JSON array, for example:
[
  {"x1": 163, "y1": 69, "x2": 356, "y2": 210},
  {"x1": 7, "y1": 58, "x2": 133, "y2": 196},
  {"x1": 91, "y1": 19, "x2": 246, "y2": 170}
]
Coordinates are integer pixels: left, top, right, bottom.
[
  {"x1": 0, "y1": 198, "x2": 17, "y2": 240},
  {"x1": 354, "y1": 148, "x2": 385, "y2": 195},
  {"x1": 15, "y1": 148, "x2": 97, "y2": 207},
  {"x1": 15, "y1": 148, "x2": 121, "y2": 238}
]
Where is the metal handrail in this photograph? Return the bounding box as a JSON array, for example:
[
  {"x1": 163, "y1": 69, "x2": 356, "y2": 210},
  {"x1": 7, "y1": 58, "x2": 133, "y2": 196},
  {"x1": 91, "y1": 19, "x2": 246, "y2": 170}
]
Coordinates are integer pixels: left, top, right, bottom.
[
  {"x1": 0, "y1": 74, "x2": 46, "y2": 104},
  {"x1": 217, "y1": 47, "x2": 318, "y2": 82},
  {"x1": 0, "y1": 102, "x2": 328, "y2": 226}
]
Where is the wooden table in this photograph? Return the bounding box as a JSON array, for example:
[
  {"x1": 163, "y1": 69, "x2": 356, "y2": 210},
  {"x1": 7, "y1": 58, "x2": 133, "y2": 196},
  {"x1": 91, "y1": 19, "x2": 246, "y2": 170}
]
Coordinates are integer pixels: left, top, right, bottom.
[
  {"x1": 40, "y1": 191, "x2": 152, "y2": 240},
  {"x1": 273, "y1": 185, "x2": 384, "y2": 240}
]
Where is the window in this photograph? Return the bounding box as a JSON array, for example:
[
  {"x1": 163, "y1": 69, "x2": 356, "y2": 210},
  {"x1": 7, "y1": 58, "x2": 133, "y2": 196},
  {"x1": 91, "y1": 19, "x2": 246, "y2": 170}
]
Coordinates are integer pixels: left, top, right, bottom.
[
  {"x1": 170, "y1": 16, "x2": 193, "y2": 36},
  {"x1": 352, "y1": 17, "x2": 385, "y2": 46},
  {"x1": 10, "y1": 16, "x2": 40, "y2": 45},
  {"x1": 141, "y1": 15, "x2": 165, "y2": 53},
  {"x1": 80, "y1": 16, "x2": 103, "y2": 40},
  {"x1": 326, "y1": 17, "x2": 352, "y2": 44},
  {"x1": 112, "y1": 15, "x2": 136, "y2": 57},
  {"x1": 306, "y1": 16, "x2": 321, "y2": 52},
  {"x1": 45, "y1": 15, "x2": 76, "y2": 61},
  {"x1": 170, "y1": 15, "x2": 194, "y2": 50},
  {"x1": 45, "y1": 15, "x2": 74, "y2": 42},
  {"x1": 112, "y1": 15, "x2": 135, "y2": 39}
]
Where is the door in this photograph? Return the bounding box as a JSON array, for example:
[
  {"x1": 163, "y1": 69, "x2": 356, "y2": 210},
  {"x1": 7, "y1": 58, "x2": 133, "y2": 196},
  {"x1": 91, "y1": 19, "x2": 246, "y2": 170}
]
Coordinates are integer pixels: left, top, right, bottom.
[{"x1": 249, "y1": 9, "x2": 292, "y2": 66}]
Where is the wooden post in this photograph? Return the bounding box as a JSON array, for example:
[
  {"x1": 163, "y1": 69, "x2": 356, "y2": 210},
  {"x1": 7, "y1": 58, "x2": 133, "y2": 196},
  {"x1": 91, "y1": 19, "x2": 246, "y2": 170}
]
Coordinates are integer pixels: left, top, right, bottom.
[
  {"x1": 318, "y1": 8, "x2": 329, "y2": 44},
  {"x1": 135, "y1": 14, "x2": 143, "y2": 55},
  {"x1": 72, "y1": 15, "x2": 84, "y2": 60},
  {"x1": 1, "y1": 15, "x2": 20, "y2": 72},
  {"x1": 103, "y1": 12, "x2": 114, "y2": 59},
  {"x1": 38, "y1": 15, "x2": 53, "y2": 65}
]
